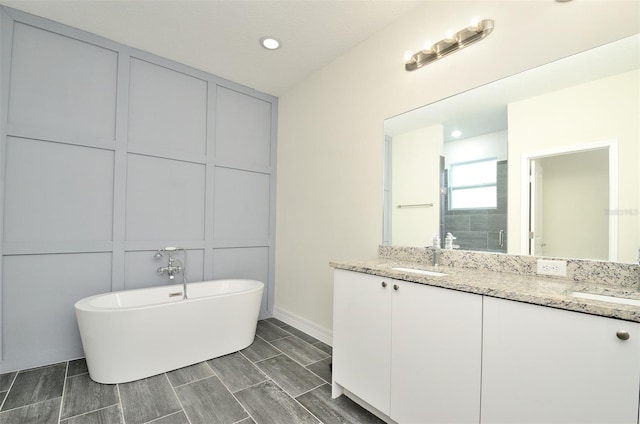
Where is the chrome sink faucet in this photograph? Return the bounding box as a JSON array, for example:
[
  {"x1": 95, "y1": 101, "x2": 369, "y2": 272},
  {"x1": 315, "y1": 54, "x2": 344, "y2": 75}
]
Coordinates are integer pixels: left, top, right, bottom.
[{"x1": 426, "y1": 233, "x2": 441, "y2": 267}]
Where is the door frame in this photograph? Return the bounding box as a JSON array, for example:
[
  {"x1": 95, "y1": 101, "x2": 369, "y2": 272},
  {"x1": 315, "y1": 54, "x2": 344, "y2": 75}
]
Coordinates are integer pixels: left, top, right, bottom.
[{"x1": 520, "y1": 139, "x2": 618, "y2": 261}]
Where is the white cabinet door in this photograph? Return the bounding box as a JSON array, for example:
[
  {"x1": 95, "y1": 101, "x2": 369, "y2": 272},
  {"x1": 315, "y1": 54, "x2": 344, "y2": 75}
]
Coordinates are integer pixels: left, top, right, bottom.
[
  {"x1": 390, "y1": 280, "x2": 482, "y2": 424},
  {"x1": 482, "y1": 296, "x2": 640, "y2": 424},
  {"x1": 333, "y1": 269, "x2": 392, "y2": 415}
]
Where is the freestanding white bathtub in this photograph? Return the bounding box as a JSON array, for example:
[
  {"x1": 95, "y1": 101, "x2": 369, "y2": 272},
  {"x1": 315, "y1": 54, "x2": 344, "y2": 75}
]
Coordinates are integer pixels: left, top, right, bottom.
[{"x1": 74, "y1": 279, "x2": 264, "y2": 384}]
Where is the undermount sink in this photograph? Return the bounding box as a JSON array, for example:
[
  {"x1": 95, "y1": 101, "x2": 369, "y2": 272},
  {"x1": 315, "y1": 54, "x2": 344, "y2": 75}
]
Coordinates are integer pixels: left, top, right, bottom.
[
  {"x1": 569, "y1": 291, "x2": 640, "y2": 307},
  {"x1": 391, "y1": 267, "x2": 448, "y2": 277}
]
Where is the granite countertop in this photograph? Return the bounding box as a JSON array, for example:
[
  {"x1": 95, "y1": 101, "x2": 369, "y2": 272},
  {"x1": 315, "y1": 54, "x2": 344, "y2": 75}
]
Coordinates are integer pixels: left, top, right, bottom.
[{"x1": 330, "y1": 258, "x2": 640, "y2": 323}]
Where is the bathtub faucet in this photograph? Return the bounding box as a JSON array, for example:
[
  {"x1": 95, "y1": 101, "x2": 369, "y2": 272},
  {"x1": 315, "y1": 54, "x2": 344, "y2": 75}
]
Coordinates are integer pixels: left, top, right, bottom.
[
  {"x1": 154, "y1": 247, "x2": 187, "y2": 299},
  {"x1": 156, "y1": 258, "x2": 182, "y2": 280}
]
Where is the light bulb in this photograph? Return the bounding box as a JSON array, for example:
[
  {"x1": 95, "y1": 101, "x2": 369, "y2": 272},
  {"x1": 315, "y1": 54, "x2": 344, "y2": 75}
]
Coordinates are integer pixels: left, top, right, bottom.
[
  {"x1": 404, "y1": 50, "x2": 415, "y2": 63},
  {"x1": 445, "y1": 30, "x2": 456, "y2": 42},
  {"x1": 422, "y1": 40, "x2": 434, "y2": 53},
  {"x1": 403, "y1": 50, "x2": 412, "y2": 61}
]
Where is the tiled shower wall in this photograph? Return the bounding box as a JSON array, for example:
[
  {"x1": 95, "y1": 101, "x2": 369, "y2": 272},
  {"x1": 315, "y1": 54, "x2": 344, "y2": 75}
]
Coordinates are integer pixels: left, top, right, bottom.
[
  {"x1": 0, "y1": 7, "x2": 277, "y2": 373},
  {"x1": 444, "y1": 160, "x2": 508, "y2": 253}
]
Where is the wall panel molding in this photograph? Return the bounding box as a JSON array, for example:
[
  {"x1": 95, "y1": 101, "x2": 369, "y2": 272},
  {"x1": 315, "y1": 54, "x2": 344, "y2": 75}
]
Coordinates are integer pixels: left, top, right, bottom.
[{"x1": 0, "y1": 5, "x2": 277, "y2": 372}]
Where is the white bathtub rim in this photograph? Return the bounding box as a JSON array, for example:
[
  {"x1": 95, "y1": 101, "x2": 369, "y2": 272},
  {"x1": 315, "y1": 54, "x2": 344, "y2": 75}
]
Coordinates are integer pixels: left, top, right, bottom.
[{"x1": 75, "y1": 279, "x2": 264, "y2": 312}]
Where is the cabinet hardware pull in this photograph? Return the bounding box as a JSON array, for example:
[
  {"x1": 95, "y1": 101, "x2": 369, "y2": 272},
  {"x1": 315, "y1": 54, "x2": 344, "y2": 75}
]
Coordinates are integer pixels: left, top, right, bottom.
[
  {"x1": 617, "y1": 330, "x2": 630, "y2": 340},
  {"x1": 393, "y1": 284, "x2": 399, "y2": 291},
  {"x1": 381, "y1": 281, "x2": 387, "y2": 288}
]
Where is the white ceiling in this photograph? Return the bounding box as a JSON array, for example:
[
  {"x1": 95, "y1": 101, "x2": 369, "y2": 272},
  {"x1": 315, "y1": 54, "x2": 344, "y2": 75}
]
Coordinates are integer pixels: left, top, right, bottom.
[{"x1": 1, "y1": 0, "x2": 426, "y2": 96}]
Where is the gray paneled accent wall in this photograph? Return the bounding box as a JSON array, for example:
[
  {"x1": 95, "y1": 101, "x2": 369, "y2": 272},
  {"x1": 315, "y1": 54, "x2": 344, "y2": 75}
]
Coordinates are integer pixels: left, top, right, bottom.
[{"x1": 0, "y1": 7, "x2": 278, "y2": 372}]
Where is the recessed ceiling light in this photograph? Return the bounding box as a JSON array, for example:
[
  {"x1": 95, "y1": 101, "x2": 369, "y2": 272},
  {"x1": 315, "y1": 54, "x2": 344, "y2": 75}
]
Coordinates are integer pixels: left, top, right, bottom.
[
  {"x1": 451, "y1": 130, "x2": 462, "y2": 138},
  {"x1": 260, "y1": 36, "x2": 281, "y2": 50}
]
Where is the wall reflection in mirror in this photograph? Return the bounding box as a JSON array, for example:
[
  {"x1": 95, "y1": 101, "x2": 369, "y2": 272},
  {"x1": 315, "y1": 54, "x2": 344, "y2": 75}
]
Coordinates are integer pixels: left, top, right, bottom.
[{"x1": 383, "y1": 34, "x2": 639, "y2": 263}]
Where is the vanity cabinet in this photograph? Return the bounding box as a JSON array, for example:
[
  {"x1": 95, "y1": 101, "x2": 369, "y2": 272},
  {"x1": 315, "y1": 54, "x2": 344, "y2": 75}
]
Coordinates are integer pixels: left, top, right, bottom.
[
  {"x1": 334, "y1": 268, "x2": 640, "y2": 424},
  {"x1": 481, "y1": 296, "x2": 640, "y2": 424},
  {"x1": 390, "y1": 275, "x2": 482, "y2": 423},
  {"x1": 332, "y1": 269, "x2": 482, "y2": 423},
  {"x1": 333, "y1": 269, "x2": 392, "y2": 414}
]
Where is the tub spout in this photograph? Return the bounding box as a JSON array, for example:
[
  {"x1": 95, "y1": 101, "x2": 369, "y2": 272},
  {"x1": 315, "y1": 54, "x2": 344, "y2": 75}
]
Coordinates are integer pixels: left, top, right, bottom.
[{"x1": 156, "y1": 264, "x2": 182, "y2": 279}]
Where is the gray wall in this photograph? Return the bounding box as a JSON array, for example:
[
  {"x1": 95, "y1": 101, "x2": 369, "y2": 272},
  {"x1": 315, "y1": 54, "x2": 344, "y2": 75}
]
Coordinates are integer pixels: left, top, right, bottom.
[
  {"x1": 444, "y1": 160, "x2": 508, "y2": 253},
  {"x1": 0, "y1": 7, "x2": 278, "y2": 372}
]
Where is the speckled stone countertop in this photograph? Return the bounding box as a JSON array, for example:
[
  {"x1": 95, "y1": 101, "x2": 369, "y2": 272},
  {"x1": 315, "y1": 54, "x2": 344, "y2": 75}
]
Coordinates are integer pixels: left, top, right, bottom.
[{"x1": 330, "y1": 256, "x2": 640, "y2": 323}]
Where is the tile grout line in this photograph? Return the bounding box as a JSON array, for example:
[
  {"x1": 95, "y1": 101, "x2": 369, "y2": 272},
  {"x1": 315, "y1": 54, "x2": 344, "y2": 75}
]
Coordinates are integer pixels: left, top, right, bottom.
[
  {"x1": 55, "y1": 360, "x2": 107, "y2": 423},
  {"x1": 260, "y1": 326, "x2": 329, "y2": 364},
  {"x1": 238, "y1": 375, "x2": 325, "y2": 424},
  {"x1": 169, "y1": 369, "x2": 218, "y2": 389},
  {"x1": 56, "y1": 361, "x2": 70, "y2": 423},
  {"x1": 281, "y1": 322, "x2": 340, "y2": 424},
  {"x1": 292, "y1": 383, "x2": 333, "y2": 424},
  {"x1": 253, "y1": 352, "x2": 284, "y2": 366},
  {"x1": 294, "y1": 382, "x2": 327, "y2": 399},
  {"x1": 261, "y1": 324, "x2": 332, "y2": 423},
  {"x1": 263, "y1": 375, "x2": 325, "y2": 424},
  {"x1": 59, "y1": 404, "x2": 120, "y2": 423},
  {"x1": 264, "y1": 318, "x2": 289, "y2": 328},
  {"x1": 163, "y1": 372, "x2": 193, "y2": 424},
  {"x1": 258, "y1": 320, "x2": 298, "y2": 343},
  {"x1": 0, "y1": 371, "x2": 18, "y2": 412},
  {"x1": 115, "y1": 379, "x2": 126, "y2": 424},
  {"x1": 251, "y1": 333, "x2": 333, "y2": 392},
  {"x1": 263, "y1": 334, "x2": 292, "y2": 343},
  {"x1": 278, "y1": 322, "x2": 324, "y2": 345},
  {"x1": 265, "y1": 345, "x2": 327, "y2": 370},
  {"x1": 248, "y1": 333, "x2": 285, "y2": 361},
  {"x1": 207, "y1": 359, "x2": 259, "y2": 424},
  {"x1": 144, "y1": 410, "x2": 188, "y2": 424},
  {"x1": 245, "y1": 349, "x2": 282, "y2": 364},
  {"x1": 249, "y1": 342, "x2": 329, "y2": 420},
  {"x1": 236, "y1": 339, "x2": 326, "y2": 423},
  {"x1": 233, "y1": 351, "x2": 271, "y2": 386},
  {"x1": 311, "y1": 340, "x2": 332, "y2": 349},
  {"x1": 304, "y1": 366, "x2": 331, "y2": 385},
  {"x1": 271, "y1": 337, "x2": 331, "y2": 363},
  {"x1": 0, "y1": 396, "x2": 64, "y2": 415},
  {"x1": 306, "y1": 355, "x2": 332, "y2": 368}
]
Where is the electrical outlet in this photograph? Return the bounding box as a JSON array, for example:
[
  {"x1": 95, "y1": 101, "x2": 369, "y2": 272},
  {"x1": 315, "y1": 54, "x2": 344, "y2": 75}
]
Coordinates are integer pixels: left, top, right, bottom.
[{"x1": 536, "y1": 259, "x2": 567, "y2": 277}]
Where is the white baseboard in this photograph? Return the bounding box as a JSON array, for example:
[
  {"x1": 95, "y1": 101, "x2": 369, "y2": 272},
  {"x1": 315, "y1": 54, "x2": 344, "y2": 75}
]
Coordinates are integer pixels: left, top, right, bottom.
[{"x1": 272, "y1": 306, "x2": 333, "y2": 346}]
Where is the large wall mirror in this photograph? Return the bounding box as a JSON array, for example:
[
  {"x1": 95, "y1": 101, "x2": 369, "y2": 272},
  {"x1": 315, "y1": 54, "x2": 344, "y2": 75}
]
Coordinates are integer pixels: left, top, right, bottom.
[{"x1": 383, "y1": 34, "x2": 639, "y2": 264}]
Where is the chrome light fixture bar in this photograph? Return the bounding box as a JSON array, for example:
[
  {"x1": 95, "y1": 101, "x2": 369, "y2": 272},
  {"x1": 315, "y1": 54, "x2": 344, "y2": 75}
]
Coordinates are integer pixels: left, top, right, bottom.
[{"x1": 405, "y1": 19, "x2": 494, "y2": 71}]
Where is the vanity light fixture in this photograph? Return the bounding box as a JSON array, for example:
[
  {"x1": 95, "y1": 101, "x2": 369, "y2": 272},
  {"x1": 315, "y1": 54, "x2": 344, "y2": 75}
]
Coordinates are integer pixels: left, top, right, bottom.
[
  {"x1": 405, "y1": 18, "x2": 494, "y2": 71},
  {"x1": 260, "y1": 36, "x2": 281, "y2": 50}
]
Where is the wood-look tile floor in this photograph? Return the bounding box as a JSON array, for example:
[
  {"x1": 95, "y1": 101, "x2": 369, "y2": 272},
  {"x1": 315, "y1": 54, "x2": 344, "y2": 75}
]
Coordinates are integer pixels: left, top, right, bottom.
[{"x1": 0, "y1": 318, "x2": 385, "y2": 424}]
